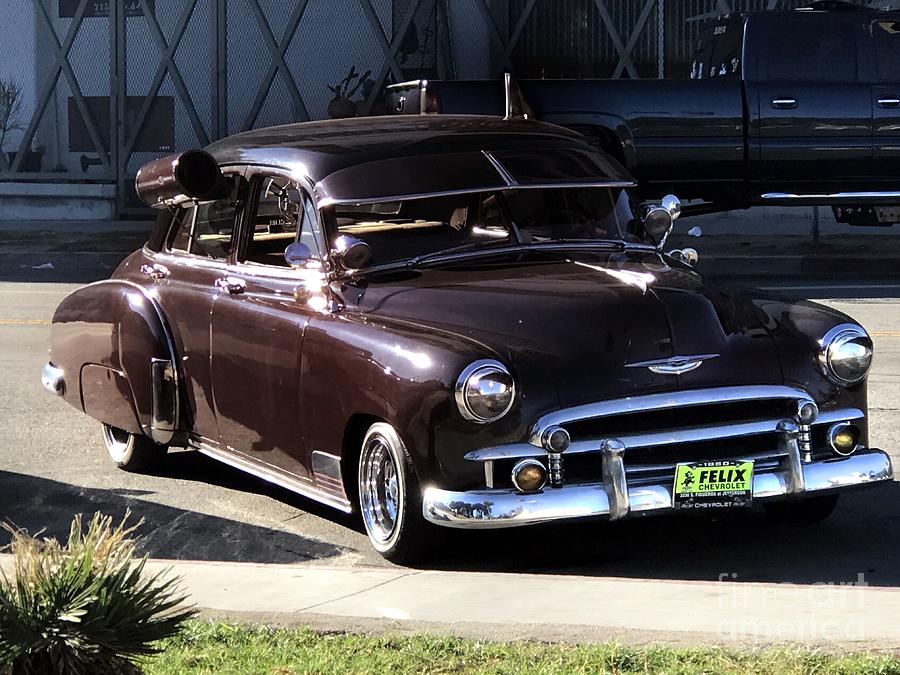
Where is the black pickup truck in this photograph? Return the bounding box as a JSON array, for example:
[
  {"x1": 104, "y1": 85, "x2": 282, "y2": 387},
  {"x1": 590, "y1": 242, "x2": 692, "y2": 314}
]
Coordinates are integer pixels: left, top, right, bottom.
[{"x1": 387, "y1": 4, "x2": 900, "y2": 222}]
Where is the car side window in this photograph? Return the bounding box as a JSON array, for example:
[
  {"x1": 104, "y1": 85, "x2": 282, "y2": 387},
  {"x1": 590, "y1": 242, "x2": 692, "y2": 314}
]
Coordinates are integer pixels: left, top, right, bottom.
[
  {"x1": 167, "y1": 206, "x2": 195, "y2": 254},
  {"x1": 874, "y1": 21, "x2": 900, "y2": 81},
  {"x1": 243, "y1": 176, "x2": 321, "y2": 268},
  {"x1": 165, "y1": 175, "x2": 243, "y2": 259},
  {"x1": 761, "y1": 20, "x2": 858, "y2": 82}
]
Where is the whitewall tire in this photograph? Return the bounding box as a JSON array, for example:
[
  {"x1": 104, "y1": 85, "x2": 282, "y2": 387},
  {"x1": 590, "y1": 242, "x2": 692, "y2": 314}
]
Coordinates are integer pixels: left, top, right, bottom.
[
  {"x1": 357, "y1": 422, "x2": 432, "y2": 563},
  {"x1": 101, "y1": 423, "x2": 167, "y2": 473}
]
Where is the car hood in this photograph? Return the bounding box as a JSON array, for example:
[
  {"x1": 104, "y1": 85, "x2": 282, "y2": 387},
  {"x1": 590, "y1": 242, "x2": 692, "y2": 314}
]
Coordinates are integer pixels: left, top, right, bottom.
[{"x1": 344, "y1": 249, "x2": 783, "y2": 408}]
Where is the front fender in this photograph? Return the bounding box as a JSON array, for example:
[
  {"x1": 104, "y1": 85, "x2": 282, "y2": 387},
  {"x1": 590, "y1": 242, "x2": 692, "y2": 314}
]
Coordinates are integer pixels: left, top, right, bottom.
[
  {"x1": 300, "y1": 312, "x2": 535, "y2": 487},
  {"x1": 749, "y1": 291, "x2": 869, "y2": 435},
  {"x1": 49, "y1": 280, "x2": 179, "y2": 443}
]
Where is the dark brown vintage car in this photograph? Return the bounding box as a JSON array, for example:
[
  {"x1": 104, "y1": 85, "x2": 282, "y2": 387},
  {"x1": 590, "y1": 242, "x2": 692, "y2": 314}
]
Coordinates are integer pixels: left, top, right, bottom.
[{"x1": 42, "y1": 115, "x2": 892, "y2": 562}]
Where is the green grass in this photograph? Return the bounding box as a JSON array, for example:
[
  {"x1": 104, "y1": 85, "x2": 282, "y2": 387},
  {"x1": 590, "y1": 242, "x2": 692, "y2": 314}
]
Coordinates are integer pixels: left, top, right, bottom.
[{"x1": 145, "y1": 621, "x2": 900, "y2": 675}]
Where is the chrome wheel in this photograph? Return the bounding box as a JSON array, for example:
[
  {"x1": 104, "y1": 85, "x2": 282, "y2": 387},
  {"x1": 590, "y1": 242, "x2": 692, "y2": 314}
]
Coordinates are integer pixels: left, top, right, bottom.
[{"x1": 360, "y1": 430, "x2": 402, "y2": 546}]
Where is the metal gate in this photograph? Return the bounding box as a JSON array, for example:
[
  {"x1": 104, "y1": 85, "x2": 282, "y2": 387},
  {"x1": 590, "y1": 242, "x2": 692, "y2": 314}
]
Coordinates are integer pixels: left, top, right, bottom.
[{"x1": 0, "y1": 0, "x2": 889, "y2": 216}]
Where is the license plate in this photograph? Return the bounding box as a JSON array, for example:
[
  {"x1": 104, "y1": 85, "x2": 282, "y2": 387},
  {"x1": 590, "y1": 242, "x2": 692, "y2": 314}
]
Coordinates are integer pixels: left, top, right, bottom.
[{"x1": 673, "y1": 460, "x2": 754, "y2": 510}]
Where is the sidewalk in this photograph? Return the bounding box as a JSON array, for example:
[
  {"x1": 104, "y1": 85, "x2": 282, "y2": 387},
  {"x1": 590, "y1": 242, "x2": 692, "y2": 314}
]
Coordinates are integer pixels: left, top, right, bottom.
[{"x1": 6, "y1": 553, "x2": 896, "y2": 649}]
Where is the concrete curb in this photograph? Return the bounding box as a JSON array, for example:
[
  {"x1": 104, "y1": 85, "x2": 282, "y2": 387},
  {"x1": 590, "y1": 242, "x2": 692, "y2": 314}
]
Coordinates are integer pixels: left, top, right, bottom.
[{"x1": 4, "y1": 555, "x2": 894, "y2": 648}]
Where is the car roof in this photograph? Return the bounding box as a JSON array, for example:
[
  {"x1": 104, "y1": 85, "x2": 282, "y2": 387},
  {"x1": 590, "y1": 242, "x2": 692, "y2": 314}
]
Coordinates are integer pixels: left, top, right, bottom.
[{"x1": 205, "y1": 115, "x2": 634, "y2": 205}]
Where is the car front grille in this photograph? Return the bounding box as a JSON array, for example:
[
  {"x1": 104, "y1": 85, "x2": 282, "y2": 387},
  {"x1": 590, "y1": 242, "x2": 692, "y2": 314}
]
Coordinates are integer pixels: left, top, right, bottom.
[{"x1": 470, "y1": 385, "x2": 865, "y2": 490}]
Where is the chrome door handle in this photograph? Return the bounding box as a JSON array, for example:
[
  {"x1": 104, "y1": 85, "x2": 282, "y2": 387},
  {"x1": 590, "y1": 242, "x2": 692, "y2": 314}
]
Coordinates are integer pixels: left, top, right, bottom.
[
  {"x1": 215, "y1": 276, "x2": 245, "y2": 295},
  {"x1": 771, "y1": 98, "x2": 797, "y2": 109},
  {"x1": 140, "y1": 263, "x2": 170, "y2": 280},
  {"x1": 878, "y1": 98, "x2": 900, "y2": 108}
]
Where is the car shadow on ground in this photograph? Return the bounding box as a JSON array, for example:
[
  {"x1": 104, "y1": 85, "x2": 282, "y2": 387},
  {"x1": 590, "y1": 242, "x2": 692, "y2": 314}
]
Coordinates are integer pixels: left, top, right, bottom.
[
  {"x1": 0, "y1": 467, "x2": 346, "y2": 564},
  {"x1": 140, "y1": 450, "x2": 900, "y2": 587},
  {"x1": 425, "y1": 481, "x2": 900, "y2": 586}
]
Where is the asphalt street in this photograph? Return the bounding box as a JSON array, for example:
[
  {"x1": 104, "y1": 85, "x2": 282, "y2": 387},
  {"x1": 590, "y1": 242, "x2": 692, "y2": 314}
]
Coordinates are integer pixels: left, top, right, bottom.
[{"x1": 1, "y1": 280, "x2": 898, "y2": 587}]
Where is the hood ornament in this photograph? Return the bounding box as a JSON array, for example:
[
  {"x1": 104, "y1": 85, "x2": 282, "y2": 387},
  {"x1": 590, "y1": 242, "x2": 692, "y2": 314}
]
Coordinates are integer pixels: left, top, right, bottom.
[{"x1": 626, "y1": 354, "x2": 719, "y2": 376}]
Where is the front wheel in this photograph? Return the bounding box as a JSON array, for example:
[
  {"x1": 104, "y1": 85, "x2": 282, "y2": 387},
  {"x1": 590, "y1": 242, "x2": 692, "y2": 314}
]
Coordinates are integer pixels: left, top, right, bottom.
[
  {"x1": 101, "y1": 423, "x2": 168, "y2": 473},
  {"x1": 358, "y1": 422, "x2": 433, "y2": 564},
  {"x1": 763, "y1": 494, "x2": 840, "y2": 524}
]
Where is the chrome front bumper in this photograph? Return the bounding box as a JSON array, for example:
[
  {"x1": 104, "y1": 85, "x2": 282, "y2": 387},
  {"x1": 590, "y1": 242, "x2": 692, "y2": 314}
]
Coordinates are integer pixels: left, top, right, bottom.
[
  {"x1": 423, "y1": 450, "x2": 893, "y2": 529},
  {"x1": 41, "y1": 362, "x2": 65, "y2": 396}
]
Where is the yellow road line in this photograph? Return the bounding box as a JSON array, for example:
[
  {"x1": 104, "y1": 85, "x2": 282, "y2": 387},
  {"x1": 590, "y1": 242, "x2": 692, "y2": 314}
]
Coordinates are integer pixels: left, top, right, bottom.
[{"x1": 872, "y1": 331, "x2": 900, "y2": 337}]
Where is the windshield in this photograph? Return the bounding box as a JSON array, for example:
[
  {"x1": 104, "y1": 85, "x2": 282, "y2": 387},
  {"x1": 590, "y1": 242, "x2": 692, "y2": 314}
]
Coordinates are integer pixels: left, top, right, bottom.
[{"x1": 327, "y1": 187, "x2": 639, "y2": 267}]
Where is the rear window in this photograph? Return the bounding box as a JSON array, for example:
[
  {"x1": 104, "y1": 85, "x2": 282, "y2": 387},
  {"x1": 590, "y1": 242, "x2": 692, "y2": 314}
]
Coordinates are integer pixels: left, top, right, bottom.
[
  {"x1": 691, "y1": 16, "x2": 744, "y2": 80},
  {"x1": 759, "y1": 19, "x2": 859, "y2": 82},
  {"x1": 874, "y1": 20, "x2": 900, "y2": 81}
]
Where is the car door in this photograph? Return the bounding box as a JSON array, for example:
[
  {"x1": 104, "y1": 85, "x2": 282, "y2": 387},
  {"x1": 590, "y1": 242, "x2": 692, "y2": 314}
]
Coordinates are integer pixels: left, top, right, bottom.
[
  {"x1": 871, "y1": 17, "x2": 900, "y2": 183},
  {"x1": 209, "y1": 171, "x2": 326, "y2": 479},
  {"x1": 749, "y1": 14, "x2": 872, "y2": 189},
  {"x1": 150, "y1": 170, "x2": 247, "y2": 444}
]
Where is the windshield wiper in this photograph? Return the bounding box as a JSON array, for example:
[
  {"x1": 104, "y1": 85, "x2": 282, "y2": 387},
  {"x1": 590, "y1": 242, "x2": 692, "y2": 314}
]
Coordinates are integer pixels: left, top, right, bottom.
[
  {"x1": 523, "y1": 239, "x2": 627, "y2": 251},
  {"x1": 408, "y1": 241, "x2": 520, "y2": 267}
]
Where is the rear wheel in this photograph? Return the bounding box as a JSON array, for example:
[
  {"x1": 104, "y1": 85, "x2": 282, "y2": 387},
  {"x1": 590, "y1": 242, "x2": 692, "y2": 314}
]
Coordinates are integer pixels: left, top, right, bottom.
[
  {"x1": 358, "y1": 422, "x2": 433, "y2": 564},
  {"x1": 763, "y1": 494, "x2": 840, "y2": 524},
  {"x1": 101, "y1": 423, "x2": 167, "y2": 473}
]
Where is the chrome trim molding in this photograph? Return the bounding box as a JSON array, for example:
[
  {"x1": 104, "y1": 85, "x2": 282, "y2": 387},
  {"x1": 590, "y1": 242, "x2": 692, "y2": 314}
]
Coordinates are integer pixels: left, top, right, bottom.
[
  {"x1": 196, "y1": 442, "x2": 352, "y2": 513},
  {"x1": 316, "y1": 181, "x2": 638, "y2": 208},
  {"x1": 149, "y1": 358, "x2": 176, "y2": 445},
  {"x1": 625, "y1": 354, "x2": 719, "y2": 375},
  {"x1": 466, "y1": 406, "x2": 864, "y2": 463},
  {"x1": 423, "y1": 450, "x2": 893, "y2": 529},
  {"x1": 311, "y1": 450, "x2": 347, "y2": 498},
  {"x1": 761, "y1": 191, "x2": 900, "y2": 202},
  {"x1": 41, "y1": 362, "x2": 65, "y2": 396},
  {"x1": 529, "y1": 384, "x2": 811, "y2": 446}
]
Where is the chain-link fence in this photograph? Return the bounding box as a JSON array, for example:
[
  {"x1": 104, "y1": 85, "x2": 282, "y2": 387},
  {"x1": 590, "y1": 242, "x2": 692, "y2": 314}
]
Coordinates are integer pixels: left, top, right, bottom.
[{"x1": 0, "y1": 0, "x2": 894, "y2": 214}]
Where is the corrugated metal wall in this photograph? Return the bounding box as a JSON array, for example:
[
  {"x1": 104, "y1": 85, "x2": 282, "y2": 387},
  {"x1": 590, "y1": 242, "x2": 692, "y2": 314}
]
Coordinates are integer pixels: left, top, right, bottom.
[{"x1": 0, "y1": 0, "x2": 894, "y2": 215}]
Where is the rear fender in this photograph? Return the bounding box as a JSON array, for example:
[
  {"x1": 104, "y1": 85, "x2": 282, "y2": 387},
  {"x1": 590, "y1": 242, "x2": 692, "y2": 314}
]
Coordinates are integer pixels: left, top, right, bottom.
[{"x1": 49, "y1": 280, "x2": 179, "y2": 444}]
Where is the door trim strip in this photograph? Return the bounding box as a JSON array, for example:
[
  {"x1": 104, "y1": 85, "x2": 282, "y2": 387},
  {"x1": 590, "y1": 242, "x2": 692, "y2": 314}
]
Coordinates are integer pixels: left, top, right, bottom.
[{"x1": 195, "y1": 441, "x2": 353, "y2": 513}]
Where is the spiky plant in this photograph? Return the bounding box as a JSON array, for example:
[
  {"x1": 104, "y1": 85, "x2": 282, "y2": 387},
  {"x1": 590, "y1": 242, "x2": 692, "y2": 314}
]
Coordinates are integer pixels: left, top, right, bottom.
[{"x1": 0, "y1": 513, "x2": 196, "y2": 674}]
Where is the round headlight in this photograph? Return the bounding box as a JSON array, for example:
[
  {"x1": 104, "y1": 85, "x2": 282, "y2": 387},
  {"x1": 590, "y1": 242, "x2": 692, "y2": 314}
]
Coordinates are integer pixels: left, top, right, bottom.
[
  {"x1": 455, "y1": 360, "x2": 515, "y2": 423},
  {"x1": 820, "y1": 324, "x2": 873, "y2": 385}
]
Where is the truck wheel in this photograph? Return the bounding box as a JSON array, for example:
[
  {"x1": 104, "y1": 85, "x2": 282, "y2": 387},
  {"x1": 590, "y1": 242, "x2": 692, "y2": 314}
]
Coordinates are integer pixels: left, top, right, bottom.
[
  {"x1": 358, "y1": 422, "x2": 433, "y2": 564},
  {"x1": 101, "y1": 423, "x2": 168, "y2": 473},
  {"x1": 763, "y1": 494, "x2": 840, "y2": 524}
]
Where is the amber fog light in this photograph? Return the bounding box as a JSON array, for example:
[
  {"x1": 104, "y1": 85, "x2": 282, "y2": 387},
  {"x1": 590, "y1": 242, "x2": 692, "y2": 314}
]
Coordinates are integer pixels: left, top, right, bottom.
[
  {"x1": 828, "y1": 422, "x2": 861, "y2": 456},
  {"x1": 512, "y1": 459, "x2": 547, "y2": 493}
]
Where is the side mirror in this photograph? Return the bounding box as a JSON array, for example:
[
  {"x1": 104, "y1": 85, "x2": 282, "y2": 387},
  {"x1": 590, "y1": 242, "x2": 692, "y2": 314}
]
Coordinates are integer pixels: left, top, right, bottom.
[
  {"x1": 284, "y1": 241, "x2": 313, "y2": 269},
  {"x1": 643, "y1": 194, "x2": 681, "y2": 249},
  {"x1": 668, "y1": 247, "x2": 699, "y2": 267},
  {"x1": 331, "y1": 235, "x2": 372, "y2": 271}
]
